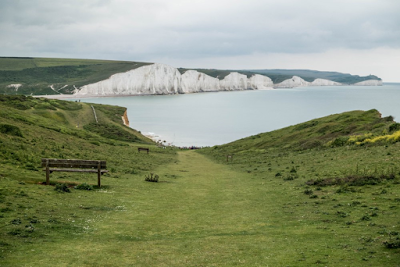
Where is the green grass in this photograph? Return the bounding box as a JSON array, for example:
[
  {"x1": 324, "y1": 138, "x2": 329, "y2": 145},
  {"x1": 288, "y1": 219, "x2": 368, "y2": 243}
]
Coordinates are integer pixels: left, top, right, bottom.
[{"x1": 0, "y1": 95, "x2": 399, "y2": 266}]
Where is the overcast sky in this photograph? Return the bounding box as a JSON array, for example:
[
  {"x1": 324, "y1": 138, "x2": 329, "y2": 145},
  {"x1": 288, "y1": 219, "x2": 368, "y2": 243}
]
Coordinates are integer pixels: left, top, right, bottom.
[{"x1": 1, "y1": 0, "x2": 399, "y2": 81}]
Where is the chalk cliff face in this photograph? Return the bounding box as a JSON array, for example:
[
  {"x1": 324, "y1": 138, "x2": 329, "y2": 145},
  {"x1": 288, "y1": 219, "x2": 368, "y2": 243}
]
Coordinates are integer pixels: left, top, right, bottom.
[
  {"x1": 75, "y1": 63, "x2": 272, "y2": 96},
  {"x1": 77, "y1": 64, "x2": 181, "y2": 96},
  {"x1": 274, "y1": 76, "x2": 310, "y2": 88},
  {"x1": 220, "y1": 72, "x2": 249, "y2": 90},
  {"x1": 248, "y1": 74, "x2": 273, "y2": 89},
  {"x1": 73, "y1": 63, "x2": 379, "y2": 96},
  {"x1": 180, "y1": 70, "x2": 220, "y2": 93},
  {"x1": 354, "y1": 80, "x2": 383, "y2": 86},
  {"x1": 310, "y1": 78, "x2": 342, "y2": 86}
]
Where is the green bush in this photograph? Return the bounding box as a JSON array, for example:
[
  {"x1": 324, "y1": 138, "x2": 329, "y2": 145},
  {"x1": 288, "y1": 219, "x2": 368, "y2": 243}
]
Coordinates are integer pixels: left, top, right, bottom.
[
  {"x1": 389, "y1": 123, "x2": 400, "y2": 132},
  {"x1": 75, "y1": 183, "x2": 94, "y2": 190},
  {"x1": 330, "y1": 136, "x2": 350, "y2": 147},
  {"x1": 54, "y1": 184, "x2": 70, "y2": 193},
  {"x1": 0, "y1": 124, "x2": 23, "y2": 137}
]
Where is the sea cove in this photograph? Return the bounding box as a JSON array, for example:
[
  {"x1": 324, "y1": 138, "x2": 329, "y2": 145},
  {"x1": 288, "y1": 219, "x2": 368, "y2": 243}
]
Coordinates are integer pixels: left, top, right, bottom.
[{"x1": 73, "y1": 83, "x2": 400, "y2": 147}]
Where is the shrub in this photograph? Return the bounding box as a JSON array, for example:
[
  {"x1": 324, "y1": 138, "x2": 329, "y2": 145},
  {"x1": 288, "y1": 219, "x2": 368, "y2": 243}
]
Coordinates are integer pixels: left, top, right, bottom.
[
  {"x1": 283, "y1": 173, "x2": 298, "y2": 181},
  {"x1": 330, "y1": 136, "x2": 350, "y2": 147},
  {"x1": 75, "y1": 183, "x2": 93, "y2": 190},
  {"x1": 360, "y1": 215, "x2": 371, "y2": 221},
  {"x1": 389, "y1": 123, "x2": 400, "y2": 132},
  {"x1": 0, "y1": 124, "x2": 23, "y2": 137},
  {"x1": 54, "y1": 183, "x2": 70, "y2": 193},
  {"x1": 337, "y1": 211, "x2": 349, "y2": 218},
  {"x1": 384, "y1": 239, "x2": 400, "y2": 249},
  {"x1": 145, "y1": 173, "x2": 159, "y2": 182},
  {"x1": 304, "y1": 189, "x2": 313, "y2": 195}
]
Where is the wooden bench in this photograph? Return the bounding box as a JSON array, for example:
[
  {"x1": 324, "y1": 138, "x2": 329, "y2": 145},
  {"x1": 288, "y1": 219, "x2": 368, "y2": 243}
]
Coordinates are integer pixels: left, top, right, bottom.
[
  {"x1": 138, "y1": 147, "x2": 149, "y2": 154},
  {"x1": 41, "y1": 158, "x2": 108, "y2": 187}
]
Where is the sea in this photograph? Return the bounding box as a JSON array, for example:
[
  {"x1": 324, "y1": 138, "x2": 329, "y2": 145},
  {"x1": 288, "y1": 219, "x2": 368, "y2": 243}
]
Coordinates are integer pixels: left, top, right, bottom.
[{"x1": 71, "y1": 83, "x2": 400, "y2": 147}]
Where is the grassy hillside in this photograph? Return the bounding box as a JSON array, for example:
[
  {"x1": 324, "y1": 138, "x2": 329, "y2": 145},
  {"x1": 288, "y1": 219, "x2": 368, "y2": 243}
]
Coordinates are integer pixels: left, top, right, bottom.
[
  {"x1": 199, "y1": 109, "x2": 400, "y2": 265},
  {"x1": 0, "y1": 57, "x2": 151, "y2": 95},
  {"x1": 1, "y1": 96, "x2": 399, "y2": 266}
]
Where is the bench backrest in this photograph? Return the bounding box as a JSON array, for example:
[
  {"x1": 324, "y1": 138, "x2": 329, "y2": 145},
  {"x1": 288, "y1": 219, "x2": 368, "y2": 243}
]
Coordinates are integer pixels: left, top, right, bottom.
[{"x1": 41, "y1": 159, "x2": 107, "y2": 169}]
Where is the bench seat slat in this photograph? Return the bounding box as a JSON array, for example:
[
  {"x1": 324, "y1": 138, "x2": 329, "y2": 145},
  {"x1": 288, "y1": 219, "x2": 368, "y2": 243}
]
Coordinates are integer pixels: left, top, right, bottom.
[
  {"x1": 41, "y1": 159, "x2": 106, "y2": 169},
  {"x1": 45, "y1": 168, "x2": 109, "y2": 173}
]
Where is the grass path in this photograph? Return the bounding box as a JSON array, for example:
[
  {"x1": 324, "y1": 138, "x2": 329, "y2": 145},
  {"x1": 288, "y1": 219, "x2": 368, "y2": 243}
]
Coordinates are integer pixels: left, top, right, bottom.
[{"x1": 3, "y1": 151, "x2": 397, "y2": 266}]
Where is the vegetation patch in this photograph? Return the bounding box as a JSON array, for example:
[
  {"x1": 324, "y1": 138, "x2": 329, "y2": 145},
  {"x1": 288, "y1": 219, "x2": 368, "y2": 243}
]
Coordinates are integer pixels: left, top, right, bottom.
[
  {"x1": 306, "y1": 174, "x2": 395, "y2": 187},
  {"x1": 0, "y1": 124, "x2": 23, "y2": 137},
  {"x1": 74, "y1": 183, "x2": 94, "y2": 190},
  {"x1": 83, "y1": 122, "x2": 140, "y2": 142}
]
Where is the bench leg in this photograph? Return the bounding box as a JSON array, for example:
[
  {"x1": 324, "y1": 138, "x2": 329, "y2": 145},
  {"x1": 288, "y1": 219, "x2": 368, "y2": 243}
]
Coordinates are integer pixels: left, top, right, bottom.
[
  {"x1": 97, "y1": 161, "x2": 101, "y2": 187},
  {"x1": 46, "y1": 160, "x2": 50, "y2": 185}
]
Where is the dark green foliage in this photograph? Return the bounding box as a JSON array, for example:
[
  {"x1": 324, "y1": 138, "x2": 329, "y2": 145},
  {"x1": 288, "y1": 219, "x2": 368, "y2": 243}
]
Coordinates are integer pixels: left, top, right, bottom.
[
  {"x1": 54, "y1": 184, "x2": 71, "y2": 193},
  {"x1": 389, "y1": 123, "x2": 400, "y2": 132},
  {"x1": 10, "y1": 218, "x2": 22, "y2": 225},
  {"x1": 0, "y1": 94, "x2": 82, "y2": 111},
  {"x1": 0, "y1": 95, "x2": 36, "y2": 110},
  {"x1": 306, "y1": 174, "x2": 394, "y2": 187},
  {"x1": 304, "y1": 189, "x2": 313, "y2": 195},
  {"x1": 383, "y1": 239, "x2": 400, "y2": 249},
  {"x1": 0, "y1": 124, "x2": 23, "y2": 137},
  {"x1": 330, "y1": 136, "x2": 350, "y2": 147},
  {"x1": 336, "y1": 211, "x2": 349, "y2": 218},
  {"x1": 74, "y1": 183, "x2": 94, "y2": 190},
  {"x1": 283, "y1": 173, "x2": 298, "y2": 181},
  {"x1": 360, "y1": 215, "x2": 371, "y2": 221},
  {"x1": 83, "y1": 122, "x2": 139, "y2": 142}
]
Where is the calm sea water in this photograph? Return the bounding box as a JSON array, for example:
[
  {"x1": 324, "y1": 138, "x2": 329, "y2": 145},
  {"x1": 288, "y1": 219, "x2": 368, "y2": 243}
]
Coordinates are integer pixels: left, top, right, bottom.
[{"x1": 73, "y1": 83, "x2": 400, "y2": 147}]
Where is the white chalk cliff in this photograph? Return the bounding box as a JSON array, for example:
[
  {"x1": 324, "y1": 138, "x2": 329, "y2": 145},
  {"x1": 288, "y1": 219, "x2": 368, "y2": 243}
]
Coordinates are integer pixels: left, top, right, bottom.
[
  {"x1": 73, "y1": 63, "x2": 381, "y2": 96},
  {"x1": 310, "y1": 78, "x2": 342, "y2": 86},
  {"x1": 274, "y1": 76, "x2": 310, "y2": 88},
  {"x1": 354, "y1": 79, "x2": 383, "y2": 86}
]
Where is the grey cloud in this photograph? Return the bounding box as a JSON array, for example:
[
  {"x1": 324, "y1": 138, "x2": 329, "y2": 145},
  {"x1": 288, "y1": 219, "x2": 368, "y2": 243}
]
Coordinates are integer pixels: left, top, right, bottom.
[{"x1": 0, "y1": 0, "x2": 399, "y2": 61}]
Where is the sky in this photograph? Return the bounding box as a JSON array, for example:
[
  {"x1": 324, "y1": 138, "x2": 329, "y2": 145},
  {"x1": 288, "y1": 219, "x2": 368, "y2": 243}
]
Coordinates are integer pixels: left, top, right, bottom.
[{"x1": 0, "y1": 0, "x2": 399, "y2": 82}]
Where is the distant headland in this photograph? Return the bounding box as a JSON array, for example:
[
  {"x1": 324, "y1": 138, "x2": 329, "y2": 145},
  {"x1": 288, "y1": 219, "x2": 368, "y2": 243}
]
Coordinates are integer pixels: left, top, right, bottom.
[{"x1": 0, "y1": 57, "x2": 382, "y2": 97}]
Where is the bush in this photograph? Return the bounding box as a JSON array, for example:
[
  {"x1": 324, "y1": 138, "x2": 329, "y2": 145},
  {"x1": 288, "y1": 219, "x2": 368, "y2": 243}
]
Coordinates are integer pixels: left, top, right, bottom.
[
  {"x1": 0, "y1": 124, "x2": 23, "y2": 137},
  {"x1": 304, "y1": 189, "x2": 313, "y2": 195},
  {"x1": 145, "y1": 173, "x2": 159, "y2": 182},
  {"x1": 389, "y1": 123, "x2": 400, "y2": 132},
  {"x1": 54, "y1": 183, "x2": 70, "y2": 193},
  {"x1": 75, "y1": 183, "x2": 93, "y2": 190},
  {"x1": 330, "y1": 136, "x2": 350, "y2": 147},
  {"x1": 283, "y1": 173, "x2": 298, "y2": 181}
]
